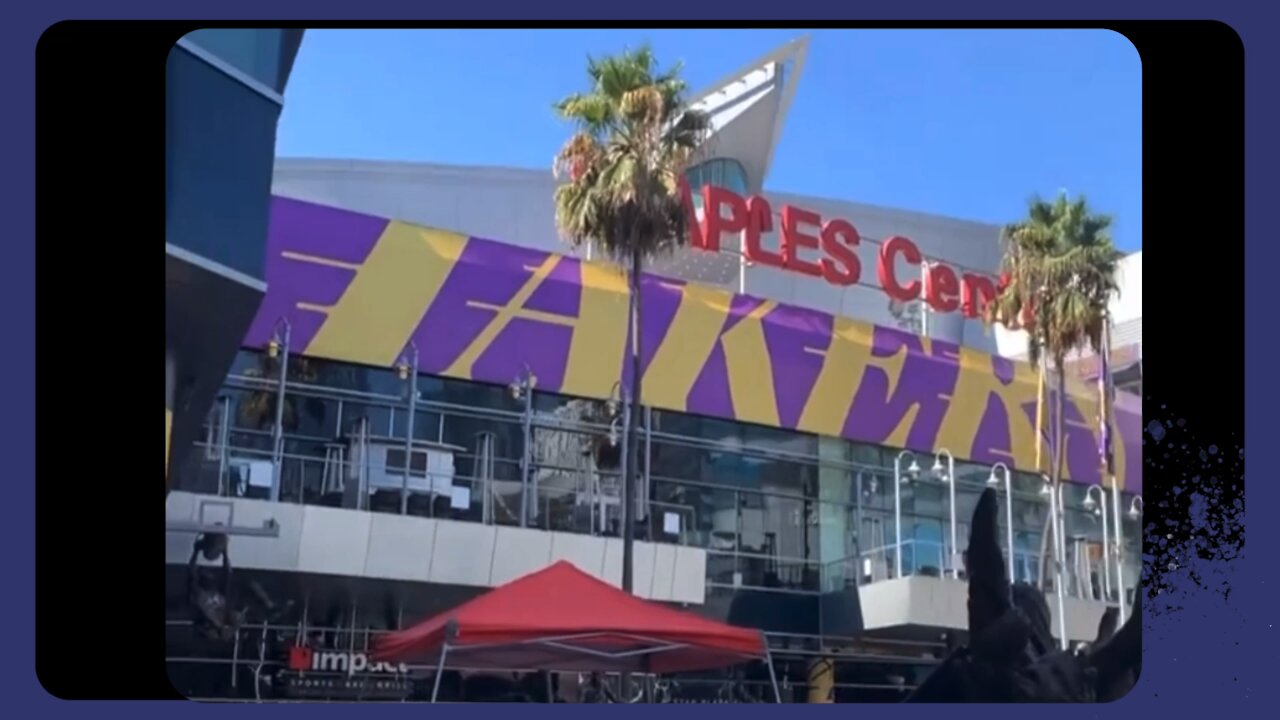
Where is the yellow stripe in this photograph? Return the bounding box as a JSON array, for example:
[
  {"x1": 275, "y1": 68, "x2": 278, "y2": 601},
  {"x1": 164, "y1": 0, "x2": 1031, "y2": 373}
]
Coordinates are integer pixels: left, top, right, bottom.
[
  {"x1": 443, "y1": 255, "x2": 563, "y2": 379},
  {"x1": 641, "y1": 283, "x2": 734, "y2": 411},
  {"x1": 305, "y1": 222, "x2": 467, "y2": 367},
  {"x1": 560, "y1": 262, "x2": 630, "y2": 398},
  {"x1": 796, "y1": 318, "x2": 874, "y2": 436},
  {"x1": 720, "y1": 299, "x2": 780, "y2": 427},
  {"x1": 934, "y1": 349, "x2": 1038, "y2": 466}
]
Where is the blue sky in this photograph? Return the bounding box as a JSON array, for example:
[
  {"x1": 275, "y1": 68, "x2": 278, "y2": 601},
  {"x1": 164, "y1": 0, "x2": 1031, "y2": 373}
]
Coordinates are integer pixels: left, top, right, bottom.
[{"x1": 277, "y1": 29, "x2": 1142, "y2": 251}]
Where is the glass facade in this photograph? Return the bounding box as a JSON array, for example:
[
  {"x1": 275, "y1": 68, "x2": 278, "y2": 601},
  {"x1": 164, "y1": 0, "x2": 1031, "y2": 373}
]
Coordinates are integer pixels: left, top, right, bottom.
[
  {"x1": 686, "y1": 158, "x2": 751, "y2": 210},
  {"x1": 165, "y1": 29, "x2": 302, "y2": 488},
  {"x1": 166, "y1": 36, "x2": 285, "y2": 281},
  {"x1": 171, "y1": 347, "x2": 1143, "y2": 701},
  {"x1": 179, "y1": 348, "x2": 1142, "y2": 607}
]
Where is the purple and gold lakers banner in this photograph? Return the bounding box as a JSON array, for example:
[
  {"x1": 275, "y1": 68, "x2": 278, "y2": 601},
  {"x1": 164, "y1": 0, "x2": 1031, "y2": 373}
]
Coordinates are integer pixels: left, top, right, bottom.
[{"x1": 245, "y1": 197, "x2": 1142, "y2": 492}]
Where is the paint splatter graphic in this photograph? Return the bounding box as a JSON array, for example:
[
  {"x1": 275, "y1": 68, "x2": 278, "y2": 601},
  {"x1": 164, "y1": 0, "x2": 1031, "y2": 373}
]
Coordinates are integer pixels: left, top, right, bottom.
[{"x1": 1138, "y1": 403, "x2": 1246, "y2": 700}]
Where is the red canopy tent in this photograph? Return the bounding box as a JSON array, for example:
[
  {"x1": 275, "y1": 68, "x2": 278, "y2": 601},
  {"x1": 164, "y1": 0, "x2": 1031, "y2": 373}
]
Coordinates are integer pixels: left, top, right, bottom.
[{"x1": 372, "y1": 561, "x2": 776, "y2": 702}]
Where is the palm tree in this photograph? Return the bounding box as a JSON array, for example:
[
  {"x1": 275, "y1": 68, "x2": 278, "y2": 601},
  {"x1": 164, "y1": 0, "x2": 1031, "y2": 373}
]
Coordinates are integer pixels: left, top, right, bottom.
[
  {"x1": 552, "y1": 47, "x2": 711, "y2": 592},
  {"x1": 987, "y1": 192, "x2": 1122, "y2": 588}
]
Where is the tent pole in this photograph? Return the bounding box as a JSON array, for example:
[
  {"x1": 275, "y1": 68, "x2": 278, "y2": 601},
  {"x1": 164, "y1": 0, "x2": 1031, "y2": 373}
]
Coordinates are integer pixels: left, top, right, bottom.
[
  {"x1": 545, "y1": 671, "x2": 555, "y2": 703},
  {"x1": 430, "y1": 644, "x2": 449, "y2": 703},
  {"x1": 763, "y1": 646, "x2": 783, "y2": 704}
]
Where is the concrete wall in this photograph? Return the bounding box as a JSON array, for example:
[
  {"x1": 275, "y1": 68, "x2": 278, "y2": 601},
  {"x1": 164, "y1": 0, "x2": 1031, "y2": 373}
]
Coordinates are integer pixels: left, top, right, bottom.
[
  {"x1": 165, "y1": 491, "x2": 707, "y2": 605},
  {"x1": 858, "y1": 576, "x2": 1112, "y2": 643}
]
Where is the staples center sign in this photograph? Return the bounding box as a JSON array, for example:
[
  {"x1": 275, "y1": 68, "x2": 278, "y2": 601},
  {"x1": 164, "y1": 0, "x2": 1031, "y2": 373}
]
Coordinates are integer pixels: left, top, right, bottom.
[{"x1": 681, "y1": 183, "x2": 1005, "y2": 319}]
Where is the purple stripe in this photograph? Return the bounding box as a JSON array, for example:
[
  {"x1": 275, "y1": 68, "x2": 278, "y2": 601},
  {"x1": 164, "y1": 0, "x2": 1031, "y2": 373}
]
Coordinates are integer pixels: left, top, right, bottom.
[{"x1": 252, "y1": 196, "x2": 1145, "y2": 491}]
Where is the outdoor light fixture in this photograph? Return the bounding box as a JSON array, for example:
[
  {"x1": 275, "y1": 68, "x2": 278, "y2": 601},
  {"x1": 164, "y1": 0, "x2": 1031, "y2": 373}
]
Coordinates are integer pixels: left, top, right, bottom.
[
  {"x1": 510, "y1": 371, "x2": 537, "y2": 401},
  {"x1": 893, "y1": 450, "x2": 918, "y2": 579},
  {"x1": 934, "y1": 449, "x2": 958, "y2": 577},
  {"x1": 1128, "y1": 495, "x2": 1144, "y2": 520},
  {"x1": 267, "y1": 318, "x2": 290, "y2": 359},
  {"x1": 931, "y1": 457, "x2": 948, "y2": 481},
  {"x1": 608, "y1": 418, "x2": 620, "y2": 447},
  {"x1": 988, "y1": 462, "x2": 1015, "y2": 582},
  {"x1": 606, "y1": 380, "x2": 626, "y2": 418},
  {"x1": 903, "y1": 459, "x2": 922, "y2": 483},
  {"x1": 1084, "y1": 484, "x2": 1114, "y2": 603},
  {"x1": 1040, "y1": 473, "x2": 1069, "y2": 649},
  {"x1": 267, "y1": 318, "x2": 292, "y2": 503},
  {"x1": 397, "y1": 342, "x2": 420, "y2": 515}
]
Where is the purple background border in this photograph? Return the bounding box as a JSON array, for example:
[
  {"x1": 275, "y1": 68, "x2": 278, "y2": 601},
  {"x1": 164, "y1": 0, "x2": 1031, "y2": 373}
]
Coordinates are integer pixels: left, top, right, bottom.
[{"x1": 8, "y1": 7, "x2": 1267, "y2": 713}]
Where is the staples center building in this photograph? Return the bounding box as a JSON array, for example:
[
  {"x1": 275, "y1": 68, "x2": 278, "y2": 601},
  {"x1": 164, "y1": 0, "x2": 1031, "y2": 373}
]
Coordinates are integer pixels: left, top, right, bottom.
[{"x1": 165, "y1": 38, "x2": 1143, "y2": 702}]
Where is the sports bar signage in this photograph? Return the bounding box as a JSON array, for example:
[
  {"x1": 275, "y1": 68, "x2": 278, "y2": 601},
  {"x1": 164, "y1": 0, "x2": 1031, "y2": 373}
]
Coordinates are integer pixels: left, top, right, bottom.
[{"x1": 681, "y1": 182, "x2": 1004, "y2": 319}]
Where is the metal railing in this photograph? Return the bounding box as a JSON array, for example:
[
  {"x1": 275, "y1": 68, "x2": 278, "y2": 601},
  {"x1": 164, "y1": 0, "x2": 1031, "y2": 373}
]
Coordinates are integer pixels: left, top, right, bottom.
[
  {"x1": 175, "y1": 365, "x2": 1140, "y2": 601},
  {"x1": 164, "y1": 618, "x2": 934, "y2": 703}
]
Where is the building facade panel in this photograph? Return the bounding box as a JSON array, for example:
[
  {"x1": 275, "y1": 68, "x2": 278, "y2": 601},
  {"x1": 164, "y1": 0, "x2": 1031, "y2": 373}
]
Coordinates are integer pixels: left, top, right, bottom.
[{"x1": 242, "y1": 196, "x2": 1141, "y2": 492}]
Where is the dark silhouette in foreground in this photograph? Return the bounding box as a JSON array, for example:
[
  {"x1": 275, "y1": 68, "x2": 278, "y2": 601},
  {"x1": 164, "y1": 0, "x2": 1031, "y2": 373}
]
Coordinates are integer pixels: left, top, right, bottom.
[{"x1": 906, "y1": 488, "x2": 1141, "y2": 703}]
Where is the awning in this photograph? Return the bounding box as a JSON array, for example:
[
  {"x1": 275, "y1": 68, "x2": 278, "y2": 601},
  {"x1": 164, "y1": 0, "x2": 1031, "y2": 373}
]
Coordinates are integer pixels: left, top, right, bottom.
[{"x1": 372, "y1": 561, "x2": 767, "y2": 676}]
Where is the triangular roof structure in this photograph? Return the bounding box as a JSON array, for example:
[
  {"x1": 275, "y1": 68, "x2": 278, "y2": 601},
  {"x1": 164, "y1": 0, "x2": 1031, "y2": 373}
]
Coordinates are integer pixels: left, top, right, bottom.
[
  {"x1": 372, "y1": 561, "x2": 766, "y2": 676},
  {"x1": 686, "y1": 35, "x2": 809, "y2": 191}
]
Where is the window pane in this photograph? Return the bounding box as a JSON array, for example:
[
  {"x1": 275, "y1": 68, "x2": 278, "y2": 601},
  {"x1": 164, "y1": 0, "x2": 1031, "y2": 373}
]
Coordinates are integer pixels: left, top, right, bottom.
[{"x1": 166, "y1": 45, "x2": 280, "y2": 279}]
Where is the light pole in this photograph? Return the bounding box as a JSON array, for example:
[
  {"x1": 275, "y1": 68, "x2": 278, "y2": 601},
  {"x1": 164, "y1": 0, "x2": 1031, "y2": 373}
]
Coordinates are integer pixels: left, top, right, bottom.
[
  {"x1": 932, "y1": 449, "x2": 957, "y2": 577},
  {"x1": 267, "y1": 318, "x2": 291, "y2": 503},
  {"x1": 1040, "y1": 474, "x2": 1069, "y2": 649},
  {"x1": 396, "y1": 343, "x2": 419, "y2": 516},
  {"x1": 606, "y1": 381, "x2": 633, "y2": 589},
  {"x1": 1116, "y1": 494, "x2": 1143, "y2": 622},
  {"x1": 509, "y1": 365, "x2": 537, "y2": 528},
  {"x1": 893, "y1": 451, "x2": 921, "y2": 579},
  {"x1": 1083, "y1": 484, "x2": 1113, "y2": 604},
  {"x1": 986, "y1": 463, "x2": 1015, "y2": 583}
]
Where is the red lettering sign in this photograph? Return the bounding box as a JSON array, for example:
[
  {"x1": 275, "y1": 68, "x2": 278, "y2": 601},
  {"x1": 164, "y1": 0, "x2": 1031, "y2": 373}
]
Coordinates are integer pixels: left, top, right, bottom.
[{"x1": 681, "y1": 183, "x2": 1003, "y2": 320}]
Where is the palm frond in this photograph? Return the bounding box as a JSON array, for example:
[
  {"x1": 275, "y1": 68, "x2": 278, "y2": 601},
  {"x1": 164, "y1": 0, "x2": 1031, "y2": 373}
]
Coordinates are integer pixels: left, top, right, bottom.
[
  {"x1": 986, "y1": 191, "x2": 1122, "y2": 369},
  {"x1": 551, "y1": 46, "x2": 711, "y2": 267}
]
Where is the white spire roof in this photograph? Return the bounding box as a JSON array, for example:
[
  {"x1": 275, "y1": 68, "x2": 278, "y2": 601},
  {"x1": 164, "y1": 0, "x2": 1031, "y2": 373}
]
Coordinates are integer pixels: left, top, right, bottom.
[{"x1": 685, "y1": 36, "x2": 809, "y2": 190}]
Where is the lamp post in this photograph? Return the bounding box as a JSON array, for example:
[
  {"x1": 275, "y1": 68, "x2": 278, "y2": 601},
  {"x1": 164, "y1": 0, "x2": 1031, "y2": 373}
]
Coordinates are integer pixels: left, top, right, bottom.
[
  {"x1": 1115, "y1": 494, "x2": 1143, "y2": 622},
  {"x1": 932, "y1": 449, "x2": 957, "y2": 577},
  {"x1": 267, "y1": 318, "x2": 291, "y2": 503},
  {"x1": 1083, "y1": 484, "x2": 1113, "y2": 604},
  {"x1": 509, "y1": 365, "x2": 537, "y2": 528},
  {"x1": 606, "y1": 381, "x2": 635, "y2": 700},
  {"x1": 396, "y1": 343, "x2": 419, "y2": 516},
  {"x1": 1040, "y1": 474, "x2": 1069, "y2": 649},
  {"x1": 606, "y1": 381, "x2": 632, "y2": 587},
  {"x1": 893, "y1": 451, "x2": 921, "y2": 579},
  {"x1": 986, "y1": 463, "x2": 1015, "y2": 583}
]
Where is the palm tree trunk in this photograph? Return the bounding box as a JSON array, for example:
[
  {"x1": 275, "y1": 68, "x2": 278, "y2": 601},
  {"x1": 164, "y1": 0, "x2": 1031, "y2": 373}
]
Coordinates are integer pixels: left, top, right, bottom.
[
  {"x1": 622, "y1": 245, "x2": 644, "y2": 594},
  {"x1": 1036, "y1": 361, "x2": 1070, "y2": 590}
]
